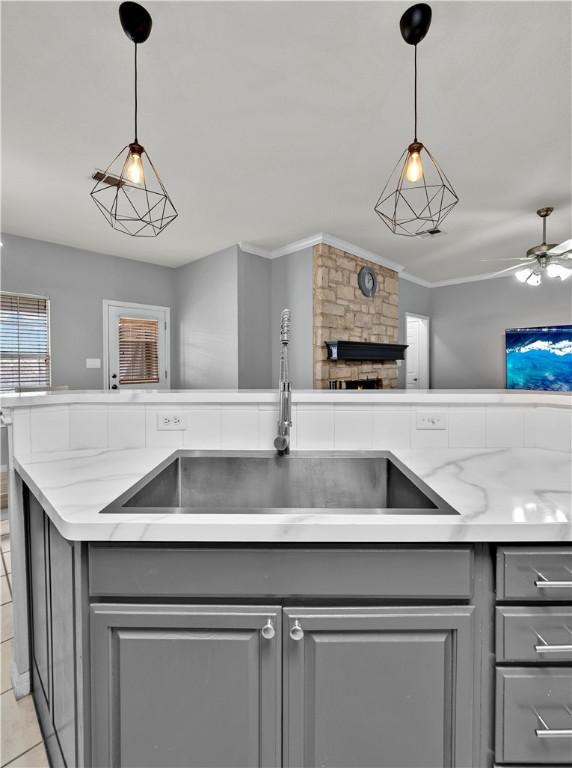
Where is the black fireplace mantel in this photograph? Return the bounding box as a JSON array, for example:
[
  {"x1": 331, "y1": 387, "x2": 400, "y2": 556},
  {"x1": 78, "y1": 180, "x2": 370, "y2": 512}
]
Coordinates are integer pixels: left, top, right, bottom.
[{"x1": 325, "y1": 340, "x2": 408, "y2": 362}]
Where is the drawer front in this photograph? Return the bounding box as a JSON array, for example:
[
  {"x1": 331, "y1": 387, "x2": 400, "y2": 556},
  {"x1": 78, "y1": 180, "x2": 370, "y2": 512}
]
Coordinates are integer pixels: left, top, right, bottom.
[
  {"x1": 496, "y1": 667, "x2": 572, "y2": 765},
  {"x1": 497, "y1": 607, "x2": 572, "y2": 662},
  {"x1": 496, "y1": 547, "x2": 572, "y2": 601},
  {"x1": 88, "y1": 546, "x2": 473, "y2": 599}
]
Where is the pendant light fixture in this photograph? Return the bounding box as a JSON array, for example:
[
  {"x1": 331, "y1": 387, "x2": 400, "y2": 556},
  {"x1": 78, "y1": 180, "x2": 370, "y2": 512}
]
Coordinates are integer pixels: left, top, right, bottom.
[
  {"x1": 90, "y1": 2, "x2": 177, "y2": 237},
  {"x1": 374, "y1": 4, "x2": 459, "y2": 236}
]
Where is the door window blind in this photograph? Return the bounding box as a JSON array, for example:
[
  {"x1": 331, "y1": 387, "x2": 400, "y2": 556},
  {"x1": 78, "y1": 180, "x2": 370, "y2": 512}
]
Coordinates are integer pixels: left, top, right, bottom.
[
  {"x1": 118, "y1": 316, "x2": 160, "y2": 384},
  {"x1": 0, "y1": 293, "x2": 51, "y2": 391}
]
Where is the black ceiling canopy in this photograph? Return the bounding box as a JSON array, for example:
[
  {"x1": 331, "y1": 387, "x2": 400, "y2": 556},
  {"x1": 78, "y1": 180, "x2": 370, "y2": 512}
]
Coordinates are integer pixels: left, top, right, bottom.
[
  {"x1": 119, "y1": 2, "x2": 152, "y2": 44},
  {"x1": 399, "y1": 3, "x2": 432, "y2": 45}
]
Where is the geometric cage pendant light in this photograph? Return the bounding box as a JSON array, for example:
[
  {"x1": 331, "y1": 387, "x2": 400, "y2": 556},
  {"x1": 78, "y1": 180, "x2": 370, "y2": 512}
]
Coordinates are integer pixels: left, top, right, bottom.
[
  {"x1": 374, "y1": 3, "x2": 459, "y2": 236},
  {"x1": 90, "y1": 2, "x2": 178, "y2": 237}
]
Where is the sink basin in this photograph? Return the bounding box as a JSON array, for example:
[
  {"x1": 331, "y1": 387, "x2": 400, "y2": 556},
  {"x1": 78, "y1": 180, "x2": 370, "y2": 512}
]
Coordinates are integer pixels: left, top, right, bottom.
[{"x1": 102, "y1": 451, "x2": 458, "y2": 515}]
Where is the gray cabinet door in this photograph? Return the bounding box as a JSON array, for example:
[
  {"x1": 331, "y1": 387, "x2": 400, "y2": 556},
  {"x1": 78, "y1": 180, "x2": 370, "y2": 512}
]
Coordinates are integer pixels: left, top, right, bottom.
[
  {"x1": 283, "y1": 606, "x2": 475, "y2": 768},
  {"x1": 48, "y1": 520, "x2": 76, "y2": 768},
  {"x1": 91, "y1": 604, "x2": 281, "y2": 768},
  {"x1": 28, "y1": 494, "x2": 50, "y2": 706}
]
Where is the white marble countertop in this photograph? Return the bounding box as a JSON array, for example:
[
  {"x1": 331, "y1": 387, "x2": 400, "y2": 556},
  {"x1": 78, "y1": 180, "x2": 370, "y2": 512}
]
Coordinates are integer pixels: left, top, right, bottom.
[
  {"x1": 13, "y1": 445, "x2": 572, "y2": 543},
  {"x1": 2, "y1": 388, "x2": 571, "y2": 408}
]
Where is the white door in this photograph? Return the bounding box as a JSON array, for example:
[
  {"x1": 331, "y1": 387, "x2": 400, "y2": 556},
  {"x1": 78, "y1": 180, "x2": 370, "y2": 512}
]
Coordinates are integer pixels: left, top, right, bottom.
[
  {"x1": 405, "y1": 314, "x2": 429, "y2": 389},
  {"x1": 104, "y1": 301, "x2": 170, "y2": 390}
]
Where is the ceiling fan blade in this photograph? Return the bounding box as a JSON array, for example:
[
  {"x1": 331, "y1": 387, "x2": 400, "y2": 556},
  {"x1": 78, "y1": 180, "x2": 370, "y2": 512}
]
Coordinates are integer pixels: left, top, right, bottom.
[
  {"x1": 487, "y1": 263, "x2": 524, "y2": 276},
  {"x1": 479, "y1": 257, "x2": 529, "y2": 262},
  {"x1": 547, "y1": 238, "x2": 572, "y2": 256}
]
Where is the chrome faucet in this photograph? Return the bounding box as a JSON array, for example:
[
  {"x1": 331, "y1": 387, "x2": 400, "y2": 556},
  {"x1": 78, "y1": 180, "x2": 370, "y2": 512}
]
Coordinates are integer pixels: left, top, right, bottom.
[{"x1": 274, "y1": 309, "x2": 292, "y2": 456}]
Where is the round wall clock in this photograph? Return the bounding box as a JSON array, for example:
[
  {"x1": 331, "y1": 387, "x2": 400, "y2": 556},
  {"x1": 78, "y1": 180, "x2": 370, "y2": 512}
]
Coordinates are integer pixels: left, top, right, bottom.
[{"x1": 358, "y1": 266, "x2": 377, "y2": 298}]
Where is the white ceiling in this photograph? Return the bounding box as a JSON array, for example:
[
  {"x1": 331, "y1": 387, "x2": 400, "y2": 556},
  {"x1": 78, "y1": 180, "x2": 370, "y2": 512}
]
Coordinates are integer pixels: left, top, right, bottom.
[{"x1": 2, "y1": 1, "x2": 571, "y2": 280}]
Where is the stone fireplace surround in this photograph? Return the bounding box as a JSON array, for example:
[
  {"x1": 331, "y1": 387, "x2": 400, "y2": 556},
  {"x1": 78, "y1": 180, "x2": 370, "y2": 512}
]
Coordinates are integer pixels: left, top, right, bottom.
[{"x1": 313, "y1": 243, "x2": 399, "y2": 389}]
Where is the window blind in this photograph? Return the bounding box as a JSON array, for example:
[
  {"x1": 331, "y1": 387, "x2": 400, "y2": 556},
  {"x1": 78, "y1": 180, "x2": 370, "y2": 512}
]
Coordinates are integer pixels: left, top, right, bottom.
[
  {"x1": 0, "y1": 293, "x2": 51, "y2": 391},
  {"x1": 118, "y1": 316, "x2": 160, "y2": 385}
]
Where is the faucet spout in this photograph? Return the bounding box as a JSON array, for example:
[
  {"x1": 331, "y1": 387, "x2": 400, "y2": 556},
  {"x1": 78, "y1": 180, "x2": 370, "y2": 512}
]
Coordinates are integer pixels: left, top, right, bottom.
[{"x1": 275, "y1": 309, "x2": 292, "y2": 456}]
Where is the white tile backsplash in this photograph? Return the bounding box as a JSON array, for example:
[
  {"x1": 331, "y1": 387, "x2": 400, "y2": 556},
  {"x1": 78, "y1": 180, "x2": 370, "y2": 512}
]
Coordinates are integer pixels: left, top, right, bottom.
[
  {"x1": 535, "y1": 407, "x2": 572, "y2": 452},
  {"x1": 11, "y1": 408, "x2": 31, "y2": 458},
  {"x1": 524, "y1": 408, "x2": 536, "y2": 448},
  {"x1": 7, "y1": 401, "x2": 571, "y2": 460},
  {"x1": 108, "y1": 407, "x2": 146, "y2": 450},
  {"x1": 411, "y1": 408, "x2": 449, "y2": 448},
  {"x1": 449, "y1": 408, "x2": 486, "y2": 448},
  {"x1": 70, "y1": 406, "x2": 108, "y2": 450},
  {"x1": 30, "y1": 406, "x2": 69, "y2": 453},
  {"x1": 259, "y1": 406, "x2": 278, "y2": 451},
  {"x1": 334, "y1": 407, "x2": 373, "y2": 449},
  {"x1": 184, "y1": 407, "x2": 222, "y2": 449},
  {"x1": 145, "y1": 408, "x2": 184, "y2": 448},
  {"x1": 221, "y1": 408, "x2": 259, "y2": 449},
  {"x1": 486, "y1": 407, "x2": 524, "y2": 448},
  {"x1": 372, "y1": 409, "x2": 411, "y2": 449},
  {"x1": 296, "y1": 406, "x2": 334, "y2": 450}
]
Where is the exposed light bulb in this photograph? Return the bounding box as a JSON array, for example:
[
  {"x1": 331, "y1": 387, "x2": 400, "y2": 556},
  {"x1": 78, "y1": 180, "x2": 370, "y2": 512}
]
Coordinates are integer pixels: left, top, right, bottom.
[
  {"x1": 405, "y1": 147, "x2": 424, "y2": 182},
  {"x1": 125, "y1": 145, "x2": 144, "y2": 185},
  {"x1": 515, "y1": 267, "x2": 533, "y2": 283},
  {"x1": 527, "y1": 271, "x2": 542, "y2": 287},
  {"x1": 546, "y1": 263, "x2": 572, "y2": 280}
]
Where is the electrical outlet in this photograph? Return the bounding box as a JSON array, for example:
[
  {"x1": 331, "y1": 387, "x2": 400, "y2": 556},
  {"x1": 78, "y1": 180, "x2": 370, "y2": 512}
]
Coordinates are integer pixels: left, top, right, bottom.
[
  {"x1": 416, "y1": 411, "x2": 447, "y2": 430},
  {"x1": 157, "y1": 412, "x2": 185, "y2": 430}
]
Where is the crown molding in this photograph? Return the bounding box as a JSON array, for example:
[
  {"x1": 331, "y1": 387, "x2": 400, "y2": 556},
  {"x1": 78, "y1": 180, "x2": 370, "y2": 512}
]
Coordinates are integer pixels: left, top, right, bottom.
[
  {"x1": 399, "y1": 271, "x2": 433, "y2": 288},
  {"x1": 240, "y1": 233, "x2": 515, "y2": 288},
  {"x1": 240, "y1": 233, "x2": 404, "y2": 273},
  {"x1": 237, "y1": 242, "x2": 271, "y2": 258},
  {"x1": 318, "y1": 233, "x2": 405, "y2": 274}
]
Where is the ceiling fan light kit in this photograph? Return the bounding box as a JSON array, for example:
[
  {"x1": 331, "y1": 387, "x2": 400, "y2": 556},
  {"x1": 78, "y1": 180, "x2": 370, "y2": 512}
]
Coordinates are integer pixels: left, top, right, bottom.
[
  {"x1": 509, "y1": 208, "x2": 572, "y2": 286},
  {"x1": 374, "y1": 3, "x2": 459, "y2": 237},
  {"x1": 90, "y1": 1, "x2": 177, "y2": 237}
]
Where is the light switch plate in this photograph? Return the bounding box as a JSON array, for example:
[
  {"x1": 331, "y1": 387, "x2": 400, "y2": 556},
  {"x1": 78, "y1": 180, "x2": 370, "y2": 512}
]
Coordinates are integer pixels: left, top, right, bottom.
[
  {"x1": 157, "y1": 412, "x2": 186, "y2": 430},
  {"x1": 416, "y1": 411, "x2": 447, "y2": 430},
  {"x1": 86, "y1": 358, "x2": 101, "y2": 369}
]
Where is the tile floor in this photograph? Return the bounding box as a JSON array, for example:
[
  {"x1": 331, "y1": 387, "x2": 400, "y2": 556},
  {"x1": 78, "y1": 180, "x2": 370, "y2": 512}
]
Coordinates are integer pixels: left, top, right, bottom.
[{"x1": 0, "y1": 520, "x2": 48, "y2": 767}]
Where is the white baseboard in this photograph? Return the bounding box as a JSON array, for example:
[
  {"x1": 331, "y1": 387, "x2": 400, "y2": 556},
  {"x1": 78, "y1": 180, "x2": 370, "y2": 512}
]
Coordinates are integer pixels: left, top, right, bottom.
[{"x1": 11, "y1": 663, "x2": 31, "y2": 699}]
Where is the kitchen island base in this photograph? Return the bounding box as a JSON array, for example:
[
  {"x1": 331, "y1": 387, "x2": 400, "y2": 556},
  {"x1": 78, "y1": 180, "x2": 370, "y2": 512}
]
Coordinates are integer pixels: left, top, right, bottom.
[{"x1": 24, "y1": 487, "x2": 572, "y2": 768}]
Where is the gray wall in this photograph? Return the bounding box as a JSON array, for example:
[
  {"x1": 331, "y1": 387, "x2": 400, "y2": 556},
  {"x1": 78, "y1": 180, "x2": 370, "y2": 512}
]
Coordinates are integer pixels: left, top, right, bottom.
[
  {"x1": 431, "y1": 276, "x2": 572, "y2": 388},
  {"x1": 1, "y1": 234, "x2": 177, "y2": 388},
  {"x1": 271, "y1": 247, "x2": 314, "y2": 389},
  {"x1": 175, "y1": 245, "x2": 239, "y2": 389},
  {"x1": 2, "y1": 232, "x2": 570, "y2": 416},
  {"x1": 237, "y1": 249, "x2": 272, "y2": 389},
  {"x1": 398, "y1": 278, "x2": 433, "y2": 388},
  {"x1": 0, "y1": 233, "x2": 177, "y2": 463}
]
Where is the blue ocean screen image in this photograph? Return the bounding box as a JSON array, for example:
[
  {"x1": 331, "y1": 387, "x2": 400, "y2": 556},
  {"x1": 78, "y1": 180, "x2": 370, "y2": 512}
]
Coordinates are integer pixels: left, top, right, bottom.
[{"x1": 506, "y1": 325, "x2": 572, "y2": 391}]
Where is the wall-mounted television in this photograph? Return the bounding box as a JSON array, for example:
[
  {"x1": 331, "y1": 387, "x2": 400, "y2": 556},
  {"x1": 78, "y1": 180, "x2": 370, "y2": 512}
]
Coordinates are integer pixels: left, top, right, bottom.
[{"x1": 506, "y1": 325, "x2": 572, "y2": 391}]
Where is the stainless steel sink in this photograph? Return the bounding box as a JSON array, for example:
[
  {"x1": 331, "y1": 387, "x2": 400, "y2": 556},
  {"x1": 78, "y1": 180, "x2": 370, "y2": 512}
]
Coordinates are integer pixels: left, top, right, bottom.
[{"x1": 102, "y1": 451, "x2": 458, "y2": 515}]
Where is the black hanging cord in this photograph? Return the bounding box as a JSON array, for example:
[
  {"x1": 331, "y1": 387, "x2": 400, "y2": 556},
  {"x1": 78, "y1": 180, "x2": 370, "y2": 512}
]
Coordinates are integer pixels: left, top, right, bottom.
[
  {"x1": 413, "y1": 44, "x2": 418, "y2": 142},
  {"x1": 134, "y1": 42, "x2": 138, "y2": 143}
]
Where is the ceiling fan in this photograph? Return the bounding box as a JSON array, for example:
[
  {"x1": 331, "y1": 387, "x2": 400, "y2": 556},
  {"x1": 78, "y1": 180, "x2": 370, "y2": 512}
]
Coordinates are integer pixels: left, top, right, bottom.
[{"x1": 482, "y1": 207, "x2": 572, "y2": 286}]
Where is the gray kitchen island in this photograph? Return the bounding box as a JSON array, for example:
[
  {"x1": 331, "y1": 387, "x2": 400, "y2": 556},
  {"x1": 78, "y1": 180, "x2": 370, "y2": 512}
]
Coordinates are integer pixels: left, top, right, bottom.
[{"x1": 2, "y1": 390, "x2": 571, "y2": 767}]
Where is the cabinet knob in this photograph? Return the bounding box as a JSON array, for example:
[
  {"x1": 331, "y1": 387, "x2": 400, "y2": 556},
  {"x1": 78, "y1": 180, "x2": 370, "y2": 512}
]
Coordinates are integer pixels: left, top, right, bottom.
[
  {"x1": 261, "y1": 619, "x2": 275, "y2": 640},
  {"x1": 289, "y1": 620, "x2": 304, "y2": 641}
]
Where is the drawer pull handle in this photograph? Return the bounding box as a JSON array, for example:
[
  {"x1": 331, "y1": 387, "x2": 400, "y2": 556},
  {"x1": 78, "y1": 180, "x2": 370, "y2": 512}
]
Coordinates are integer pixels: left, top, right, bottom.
[
  {"x1": 534, "y1": 568, "x2": 572, "y2": 589},
  {"x1": 535, "y1": 580, "x2": 572, "y2": 589},
  {"x1": 535, "y1": 644, "x2": 572, "y2": 653},
  {"x1": 534, "y1": 707, "x2": 572, "y2": 739},
  {"x1": 261, "y1": 619, "x2": 275, "y2": 640},
  {"x1": 289, "y1": 620, "x2": 304, "y2": 641},
  {"x1": 534, "y1": 629, "x2": 572, "y2": 654}
]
